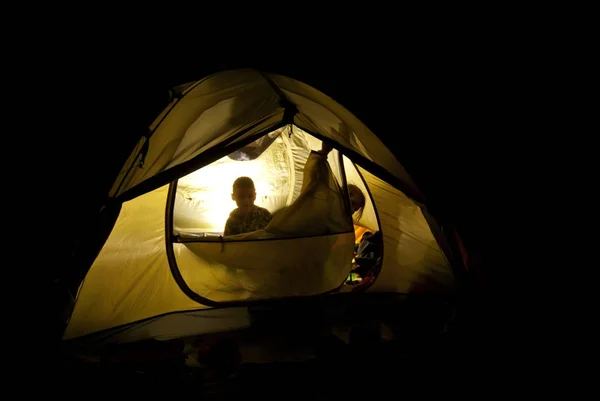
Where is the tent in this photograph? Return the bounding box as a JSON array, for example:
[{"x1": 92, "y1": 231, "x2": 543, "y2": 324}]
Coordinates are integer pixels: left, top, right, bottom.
[{"x1": 63, "y1": 69, "x2": 467, "y2": 350}]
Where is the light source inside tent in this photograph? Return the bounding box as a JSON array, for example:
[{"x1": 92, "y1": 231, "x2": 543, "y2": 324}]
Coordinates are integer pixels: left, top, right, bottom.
[{"x1": 173, "y1": 133, "x2": 294, "y2": 235}]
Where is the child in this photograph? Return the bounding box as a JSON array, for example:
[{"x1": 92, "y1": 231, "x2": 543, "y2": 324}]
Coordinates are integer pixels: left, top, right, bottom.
[{"x1": 223, "y1": 176, "x2": 272, "y2": 236}]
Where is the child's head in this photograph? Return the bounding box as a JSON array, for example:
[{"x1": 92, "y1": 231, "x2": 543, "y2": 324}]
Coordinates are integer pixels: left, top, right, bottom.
[
  {"x1": 231, "y1": 176, "x2": 256, "y2": 211},
  {"x1": 348, "y1": 184, "x2": 366, "y2": 220}
]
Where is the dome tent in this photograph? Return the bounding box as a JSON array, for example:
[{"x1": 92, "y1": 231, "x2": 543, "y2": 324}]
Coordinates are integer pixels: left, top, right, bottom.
[{"x1": 63, "y1": 69, "x2": 465, "y2": 349}]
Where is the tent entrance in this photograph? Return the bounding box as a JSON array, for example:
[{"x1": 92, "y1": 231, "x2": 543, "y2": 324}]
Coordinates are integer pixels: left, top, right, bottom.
[{"x1": 165, "y1": 125, "x2": 383, "y2": 305}]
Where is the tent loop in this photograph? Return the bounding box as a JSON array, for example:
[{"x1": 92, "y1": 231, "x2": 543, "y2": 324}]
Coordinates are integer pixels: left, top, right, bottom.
[
  {"x1": 112, "y1": 128, "x2": 151, "y2": 199},
  {"x1": 280, "y1": 99, "x2": 298, "y2": 125},
  {"x1": 138, "y1": 132, "x2": 150, "y2": 168},
  {"x1": 259, "y1": 71, "x2": 298, "y2": 125}
]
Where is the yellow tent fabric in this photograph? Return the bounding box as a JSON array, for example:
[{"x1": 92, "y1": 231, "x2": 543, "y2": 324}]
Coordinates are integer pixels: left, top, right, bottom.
[
  {"x1": 64, "y1": 69, "x2": 455, "y2": 344},
  {"x1": 358, "y1": 167, "x2": 454, "y2": 294},
  {"x1": 110, "y1": 69, "x2": 421, "y2": 200}
]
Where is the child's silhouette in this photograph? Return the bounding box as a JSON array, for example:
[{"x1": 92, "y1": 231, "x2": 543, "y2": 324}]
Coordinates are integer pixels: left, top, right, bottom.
[{"x1": 223, "y1": 176, "x2": 272, "y2": 236}]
